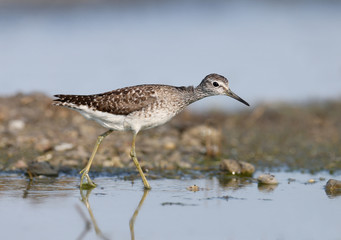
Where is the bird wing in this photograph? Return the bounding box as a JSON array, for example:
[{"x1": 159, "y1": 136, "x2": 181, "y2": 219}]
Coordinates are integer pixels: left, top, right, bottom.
[{"x1": 53, "y1": 85, "x2": 158, "y2": 115}]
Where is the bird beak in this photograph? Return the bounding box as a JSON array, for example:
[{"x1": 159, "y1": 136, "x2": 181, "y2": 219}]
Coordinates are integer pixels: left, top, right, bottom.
[{"x1": 226, "y1": 89, "x2": 250, "y2": 106}]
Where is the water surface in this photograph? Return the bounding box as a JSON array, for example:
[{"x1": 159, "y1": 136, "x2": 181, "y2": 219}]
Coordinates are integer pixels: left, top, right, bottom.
[{"x1": 0, "y1": 172, "x2": 340, "y2": 240}]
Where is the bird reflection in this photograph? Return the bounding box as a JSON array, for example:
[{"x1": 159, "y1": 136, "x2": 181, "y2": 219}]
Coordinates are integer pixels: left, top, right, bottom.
[
  {"x1": 23, "y1": 178, "x2": 33, "y2": 199},
  {"x1": 77, "y1": 187, "x2": 150, "y2": 240},
  {"x1": 129, "y1": 189, "x2": 149, "y2": 240},
  {"x1": 78, "y1": 188, "x2": 109, "y2": 240}
]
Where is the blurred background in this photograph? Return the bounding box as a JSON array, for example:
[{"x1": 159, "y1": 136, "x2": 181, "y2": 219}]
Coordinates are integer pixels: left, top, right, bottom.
[
  {"x1": 1, "y1": 4, "x2": 341, "y2": 239},
  {"x1": 1, "y1": 0, "x2": 341, "y2": 111}
]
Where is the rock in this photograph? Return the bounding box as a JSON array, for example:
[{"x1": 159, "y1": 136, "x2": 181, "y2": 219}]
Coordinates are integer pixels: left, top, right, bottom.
[
  {"x1": 181, "y1": 124, "x2": 222, "y2": 157},
  {"x1": 61, "y1": 159, "x2": 80, "y2": 168},
  {"x1": 54, "y1": 143, "x2": 74, "y2": 152},
  {"x1": 325, "y1": 179, "x2": 341, "y2": 192},
  {"x1": 27, "y1": 161, "x2": 59, "y2": 177},
  {"x1": 325, "y1": 179, "x2": 341, "y2": 197},
  {"x1": 187, "y1": 184, "x2": 200, "y2": 192},
  {"x1": 239, "y1": 161, "x2": 256, "y2": 175},
  {"x1": 220, "y1": 159, "x2": 241, "y2": 174},
  {"x1": 102, "y1": 156, "x2": 123, "y2": 168},
  {"x1": 36, "y1": 153, "x2": 53, "y2": 162},
  {"x1": 176, "y1": 161, "x2": 191, "y2": 169},
  {"x1": 35, "y1": 138, "x2": 53, "y2": 152},
  {"x1": 8, "y1": 119, "x2": 25, "y2": 132},
  {"x1": 220, "y1": 159, "x2": 255, "y2": 176},
  {"x1": 163, "y1": 141, "x2": 176, "y2": 150},
  {"x1": 14, "y1": 160, "x2": 28, "y2": 169},
  {"x1": 257, "y1": 174, "x2": 278, "y2": 185},
  {"x1": 307, "y1": 179, "x2": 315, "y2": 183}
]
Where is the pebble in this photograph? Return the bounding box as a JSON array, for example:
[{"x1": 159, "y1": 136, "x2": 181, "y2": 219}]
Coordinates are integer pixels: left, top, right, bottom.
[
  {"x1": 220, "y1": 159, "x2": 240, "y2": 174},
  {"x1": 163, "y1": 141, "x2": 176, "y2": 150},
  {"x1": 36, "y1": 153, "x2": 53, "y2": 162},
  {"x1": 8, "y1": 119, "x2": 25, "y2": 132},
  {"x1": 220, "y1": 159, "x2": 255, "y2": 176},
  {"x1": 54, "y1": 143, "x2": 74, "y2": 152},
  {"x1": 35, "y1": 138, "x2": 53, "y2": 152},
  {"x1": 187, "y1": 184, "x2": 200, "y2": 192},
  {"x1": 102, "y1": 156, "x2": 123, "y2": 168},
  {"x1": 257, "y1": 174, "x2": 278, "y2": 185},
  {"x1": 239, "y1": 161, "x2": 256, "y2": 175},
  {"x1": 27, "y1": 161, "x2": 59, "y2": 177},
  {"x1": 307, "y1": 179, "x2": 315, "y2": 183},
  {"x1": 181, "y1": 124, "x2": 222, "y2": 157},
  {"x1": 325, "y1": 179, "x2": 341, "y2": 192},
  {"x1": 61, "y1": 159, "x2": 80, "y2": 167},
  {"x1": 13, "y1": 160, "x2": 28, "y2": 169},
  {"x1": 177, "y1": 161, "x2": 191, "y2": 169}
]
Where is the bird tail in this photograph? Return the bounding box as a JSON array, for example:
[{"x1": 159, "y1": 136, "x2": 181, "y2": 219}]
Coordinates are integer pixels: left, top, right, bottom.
[{"x1": 53, "y1": 94, "x2": 94, "y2": 108}]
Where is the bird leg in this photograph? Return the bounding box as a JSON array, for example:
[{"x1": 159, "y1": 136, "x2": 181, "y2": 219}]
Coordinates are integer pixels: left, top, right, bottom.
[
  {"x1": 129, "y1": 189, "x2": 150, "y2": 240},
  {"x1": 80, "y1": 129, "x2": 113, "y2": 189},
  {"x1": 130, "y1": 133, "x2": 151, "y2": 189}
]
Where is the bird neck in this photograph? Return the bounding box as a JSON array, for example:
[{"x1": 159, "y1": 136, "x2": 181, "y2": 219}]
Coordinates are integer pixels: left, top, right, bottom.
[
  {"x1": 194, "y1": 85, "x2": 211, "y2": 101},
  {"x1": 184, "y1": 85, "x2": 210, "y2": 104}
]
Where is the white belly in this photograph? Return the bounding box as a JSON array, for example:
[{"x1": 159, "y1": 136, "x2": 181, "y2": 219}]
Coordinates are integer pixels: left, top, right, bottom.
[
  {"x1": 124, "y1": 109, "x2": 177, "y2": 132},
  {"x1": 71, "y1": 103, "x2": 179, "y2": 133},
  {"x1": 74, "y1": 106, "x2": 127, "y2": 131}
]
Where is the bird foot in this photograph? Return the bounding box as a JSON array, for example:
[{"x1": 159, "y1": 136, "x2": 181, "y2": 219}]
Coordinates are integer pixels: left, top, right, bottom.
[{"x1": 79, "y1": 169, "x2": 97, "y2": 189}]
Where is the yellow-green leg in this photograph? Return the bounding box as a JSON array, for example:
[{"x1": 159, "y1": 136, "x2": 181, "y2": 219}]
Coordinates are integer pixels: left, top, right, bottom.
[
  {"x1": 130, "y1": 133, "x2": 151, "y2": 189},
  {"x1": 80, "y1": 129, "x2": 113, "y2": 189},
  {"x1": 129, "y1": 189, "x2": 150, "y2": 240}
]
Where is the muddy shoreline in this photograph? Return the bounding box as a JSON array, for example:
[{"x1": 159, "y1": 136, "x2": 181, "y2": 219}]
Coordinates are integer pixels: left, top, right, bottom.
[{"x1": 0, "y1": 93, "x2": 340, "y2": 174}]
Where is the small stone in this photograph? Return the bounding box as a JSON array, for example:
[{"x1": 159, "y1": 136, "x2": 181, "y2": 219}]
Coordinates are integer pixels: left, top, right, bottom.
[
  {"x1": 181, "y1": 124, "x2": 222, "y2": 157},
  {"x1": 308, "y1": 179, "x2": 315, "y2": 183},
  {"x1": 187, "y1": 184, "x2": 200, "y2": 192},
  {"x1": 102, "y1": 156, "x2": 123, "y2": 168},
  {"x1": 27, "y1": 161, "x2": 59, "y2": 177},
  {"x1": 35, "y1": 138, "x2": 53, "y2": 152},
  {"x1": 8, "y1": 119, "x2": 25, "y2": 132},
  {"x1": 257, "y1": 174, "x2": 278, "y2": 185},
  {"x1": 54, "y1": 143, "x2": 74, "y2": 152},
  {"x1": 36, "y1": 153, "x2": 53, "y2": 162},
  {"x1": 163, "y1": 142, "x2": 176, "y2": 150},
  {"x1": 325, "y1": 179, "x2": 341, "y2": 192},
  {"x1": 14, "y1": 160, "x2": 28, "y2": 169},
  {"x1": 220, "y1": 159, "x2": 255, "y2": 176},
  {"x1": 62, "y1": 159, "x2": 80, "y2": 167},
  {"x1": 220, "y1": 159, "x2": 241, "y2": 175},
  {"x1": 239, "y1": 161, "x2": 255, "y2": 175},
  {"x1": 177, "y1": 161, "x2": 191, "y2": 169}
]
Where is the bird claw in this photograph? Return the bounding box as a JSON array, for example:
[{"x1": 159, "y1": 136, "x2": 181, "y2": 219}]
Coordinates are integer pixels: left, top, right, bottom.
[{"x1": 80, "y1": 169, "x2": 96, "y2": 189}]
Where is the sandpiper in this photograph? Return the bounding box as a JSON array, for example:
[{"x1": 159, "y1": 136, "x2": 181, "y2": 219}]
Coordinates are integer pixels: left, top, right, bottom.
[{"x1": 53, "y1": 73, "x2": 249, "y2": 189}]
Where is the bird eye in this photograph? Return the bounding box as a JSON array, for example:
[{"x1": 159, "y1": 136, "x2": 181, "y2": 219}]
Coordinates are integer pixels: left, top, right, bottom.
[{"x1": 213, "y1": 82, "x2": 219, "y2": 87}]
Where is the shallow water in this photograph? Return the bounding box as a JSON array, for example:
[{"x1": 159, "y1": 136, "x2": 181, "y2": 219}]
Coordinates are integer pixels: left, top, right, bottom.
[{"x1": 0, "y1": 171, "x2": 340, "y2": 240}]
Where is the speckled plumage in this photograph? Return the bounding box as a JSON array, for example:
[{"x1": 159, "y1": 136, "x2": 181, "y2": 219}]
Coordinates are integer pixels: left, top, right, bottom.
[
  {"x1": 53, "y1": 73, "x2": 249, "y2": 189},
  {"x1": 54, "y1": 84, "x2": 193, "y2": 116},
  {"x1": 53, "y1": 73, "x2": 249, "y2": 133}
]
